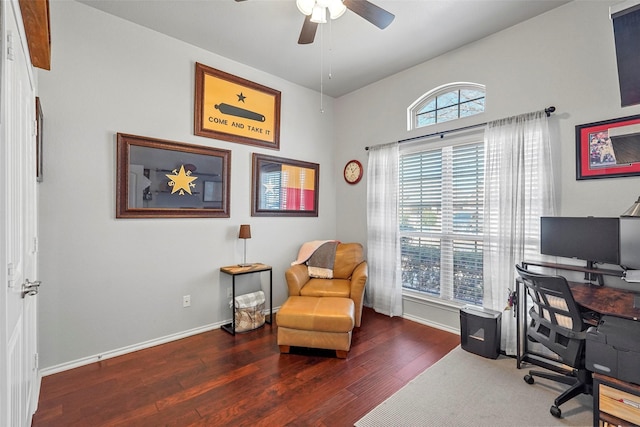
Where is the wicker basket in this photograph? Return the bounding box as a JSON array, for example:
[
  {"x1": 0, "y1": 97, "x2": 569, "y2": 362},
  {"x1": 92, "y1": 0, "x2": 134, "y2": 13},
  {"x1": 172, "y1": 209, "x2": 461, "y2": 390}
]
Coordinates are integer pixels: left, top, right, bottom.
[{"x1": 234, "y1": 291, "x2": 266, "y2": 332}]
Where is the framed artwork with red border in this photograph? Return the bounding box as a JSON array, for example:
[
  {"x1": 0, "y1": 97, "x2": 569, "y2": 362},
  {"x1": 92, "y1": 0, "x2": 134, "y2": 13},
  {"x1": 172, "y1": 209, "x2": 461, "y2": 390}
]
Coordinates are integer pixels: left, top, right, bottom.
[{"x1": 576, "y1": 114, "x2": 640, "y2": 180}]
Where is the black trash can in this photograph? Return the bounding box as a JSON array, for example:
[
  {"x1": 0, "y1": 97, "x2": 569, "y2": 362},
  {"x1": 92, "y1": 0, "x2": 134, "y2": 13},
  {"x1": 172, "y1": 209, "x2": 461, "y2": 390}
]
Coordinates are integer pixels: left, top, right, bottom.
[{"x1": 460, "y1": 305, "x2": 502, "y2": 359}]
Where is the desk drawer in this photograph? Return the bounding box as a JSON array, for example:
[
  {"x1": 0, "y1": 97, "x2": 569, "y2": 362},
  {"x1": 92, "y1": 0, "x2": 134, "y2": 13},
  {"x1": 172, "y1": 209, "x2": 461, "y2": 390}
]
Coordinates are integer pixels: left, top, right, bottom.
[
  {"x1": 586, "y1": 315, "x2": 640, "y2": 385},
  {"x1": 600, "y1": 384, "x2": 640, "y2": 425}
]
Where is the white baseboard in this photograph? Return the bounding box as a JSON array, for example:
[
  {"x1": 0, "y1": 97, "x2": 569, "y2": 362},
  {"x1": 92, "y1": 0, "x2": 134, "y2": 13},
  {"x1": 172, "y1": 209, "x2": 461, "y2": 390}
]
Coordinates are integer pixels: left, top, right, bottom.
[
  {"x1": 40, "y1": 305, "x2": 282, "y2": 377},
  {"x1": 39, "y1": 321, "x2": 224, "y2": 377}
]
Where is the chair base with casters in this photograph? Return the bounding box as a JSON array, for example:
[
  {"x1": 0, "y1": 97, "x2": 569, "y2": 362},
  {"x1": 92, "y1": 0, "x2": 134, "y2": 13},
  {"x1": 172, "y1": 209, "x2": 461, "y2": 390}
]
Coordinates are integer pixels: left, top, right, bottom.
[{"x1": 523, "y1": 363, "x2": 592, "y2": 418}]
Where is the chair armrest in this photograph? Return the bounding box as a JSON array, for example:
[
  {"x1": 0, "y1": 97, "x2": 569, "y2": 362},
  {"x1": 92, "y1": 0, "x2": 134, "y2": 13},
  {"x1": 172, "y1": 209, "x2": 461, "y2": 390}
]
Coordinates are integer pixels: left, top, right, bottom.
[
  {"x1": 350, "y1": 261, "x2": 368, "y2": 327},
  {"x1": 285, "y1": 264, "x2": 310, "y2": 296}
]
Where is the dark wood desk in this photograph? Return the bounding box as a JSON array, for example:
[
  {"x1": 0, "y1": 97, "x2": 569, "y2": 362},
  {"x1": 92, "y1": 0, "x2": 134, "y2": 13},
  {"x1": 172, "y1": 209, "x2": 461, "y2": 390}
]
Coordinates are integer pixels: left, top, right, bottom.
[
  {"x1": 521, "y1": 260, "x2": 623, "y2": 278},
  {"x1": 520, "y1": 260, "x2": 638, "y2": 319},
  {"x1": 521, "y1": 260, "x2": 623, "y2": 286},
  {"x1": 517, "y1": 262, "x2": 640, "y2": 423},
  {"x1": 569, "y1": 281, "x2": 640, "y2": 321},
  {"x1": 516, "y1": 262, "x2": 640, "y2": 369}
]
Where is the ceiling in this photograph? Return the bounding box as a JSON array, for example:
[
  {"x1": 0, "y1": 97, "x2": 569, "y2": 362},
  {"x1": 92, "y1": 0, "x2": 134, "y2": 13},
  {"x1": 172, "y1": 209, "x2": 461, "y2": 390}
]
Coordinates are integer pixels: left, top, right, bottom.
[{"x1": 76, "y1": 0, "x2": 571, "y2": 98}]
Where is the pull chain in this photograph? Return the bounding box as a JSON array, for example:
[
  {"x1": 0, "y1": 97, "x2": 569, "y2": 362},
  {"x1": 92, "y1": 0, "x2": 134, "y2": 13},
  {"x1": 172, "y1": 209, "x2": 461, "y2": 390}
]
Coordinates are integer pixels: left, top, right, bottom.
[
  {"x1": 319, "y1": 23, "x2": 324, "y2": 113},
  {"x1": 328, "y1": 18, "x2": 333, "y2": 81},
  {"x1": 319, "y1": 14, "x2": 336, "y2": 113}
]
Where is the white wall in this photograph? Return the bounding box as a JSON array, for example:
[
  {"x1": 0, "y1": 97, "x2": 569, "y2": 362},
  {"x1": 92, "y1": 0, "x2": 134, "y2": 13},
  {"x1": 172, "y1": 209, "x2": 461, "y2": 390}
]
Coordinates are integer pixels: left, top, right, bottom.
[
  {"x1": 37, "y1": 1, "x2": 336, "y2": 370},
  {"x1": 334, "y1": 1, "x2": 640, "y2": 329},
  {"x1": 39, "y1": 0, "x2": 640, "y2": 369}
]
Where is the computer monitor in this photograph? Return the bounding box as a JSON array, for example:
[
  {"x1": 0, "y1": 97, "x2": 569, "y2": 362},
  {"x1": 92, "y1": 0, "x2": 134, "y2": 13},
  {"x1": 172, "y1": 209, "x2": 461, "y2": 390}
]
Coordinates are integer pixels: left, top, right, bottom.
[
  {"x1": 620, "y1": 217, "x2": 640, "y2": 269},
  {"x1": 540, "y1": 217, "x2": 620, "y2": 266}
]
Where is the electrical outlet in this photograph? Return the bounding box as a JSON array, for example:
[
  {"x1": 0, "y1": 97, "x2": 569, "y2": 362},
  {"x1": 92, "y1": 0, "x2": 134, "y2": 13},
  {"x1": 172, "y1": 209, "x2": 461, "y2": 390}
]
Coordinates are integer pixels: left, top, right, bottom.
[
  {"x1": 183, "y1": 295, "x2": 191, "y2": 307},
  {"x1": 227, "y1": 287, "x2": 233, "y2": 298}
]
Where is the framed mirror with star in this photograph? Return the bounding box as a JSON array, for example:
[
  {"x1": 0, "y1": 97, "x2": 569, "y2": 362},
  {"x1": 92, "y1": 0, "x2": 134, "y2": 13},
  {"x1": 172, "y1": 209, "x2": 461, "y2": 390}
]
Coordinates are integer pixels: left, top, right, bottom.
[
  {"x1": 251, "y1": 153, "x2": 319, "y2": 217},
  {"x1": 116, "y1": 133, "x2": 231, "y2": 218}
]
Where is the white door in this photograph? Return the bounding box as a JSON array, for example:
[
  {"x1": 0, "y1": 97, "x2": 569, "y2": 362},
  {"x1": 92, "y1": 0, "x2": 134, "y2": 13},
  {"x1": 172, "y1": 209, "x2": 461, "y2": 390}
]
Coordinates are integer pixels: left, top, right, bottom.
[{"x1": 1, "y1": 1, "x2": 41, "y2": 426}]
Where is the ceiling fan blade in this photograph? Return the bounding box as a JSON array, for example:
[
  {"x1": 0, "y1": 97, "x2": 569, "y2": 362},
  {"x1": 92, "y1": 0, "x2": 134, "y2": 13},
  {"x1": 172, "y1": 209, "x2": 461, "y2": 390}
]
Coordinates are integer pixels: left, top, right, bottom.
[
  {"x1": 343, "y1": 0, "x2": 395, "y2": 29},
  {"x1": 298, "y1": 15, "x2": 318, "y2": 44}
]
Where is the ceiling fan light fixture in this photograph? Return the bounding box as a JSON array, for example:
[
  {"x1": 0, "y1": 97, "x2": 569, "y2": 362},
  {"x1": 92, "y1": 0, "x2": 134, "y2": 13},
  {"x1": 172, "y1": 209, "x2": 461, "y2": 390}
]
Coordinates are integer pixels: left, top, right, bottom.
[
  {"x1": 328, "y1": 0, "x2": 346, "y2": 19},
  {"x1": 310, "y1": 5, "x2": 327, "y2": 23},
  {"x1": 296, "y1": 0, "x2": 315, "y2": 16}
]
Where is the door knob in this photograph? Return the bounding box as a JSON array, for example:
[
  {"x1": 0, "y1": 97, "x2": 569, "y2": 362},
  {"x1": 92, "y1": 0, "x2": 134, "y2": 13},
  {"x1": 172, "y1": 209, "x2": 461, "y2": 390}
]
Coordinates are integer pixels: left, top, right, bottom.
[{"x1": 21, "y1": 279, "x2": 41, "y2": 298}]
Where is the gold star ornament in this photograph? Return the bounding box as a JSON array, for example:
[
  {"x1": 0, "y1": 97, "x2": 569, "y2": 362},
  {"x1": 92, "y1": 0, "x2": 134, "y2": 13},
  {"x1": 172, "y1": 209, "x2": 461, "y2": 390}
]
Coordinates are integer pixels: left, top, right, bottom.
[{"x1": 166, "y1": 165, "x2": 198, "y2": 195}]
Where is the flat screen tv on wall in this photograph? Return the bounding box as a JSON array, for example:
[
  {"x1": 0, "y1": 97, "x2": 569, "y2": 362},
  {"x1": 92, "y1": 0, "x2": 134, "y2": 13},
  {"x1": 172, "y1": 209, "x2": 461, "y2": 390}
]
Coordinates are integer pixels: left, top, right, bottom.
[{"x1": 612, "y1": 3, "x2": 640, "y2": 107}]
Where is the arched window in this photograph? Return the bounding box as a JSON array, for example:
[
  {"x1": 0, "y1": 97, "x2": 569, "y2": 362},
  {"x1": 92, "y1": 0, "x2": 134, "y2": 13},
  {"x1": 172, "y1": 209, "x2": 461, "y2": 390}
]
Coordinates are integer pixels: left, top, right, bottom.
[{"x1": 408, "y1": 83, "x2": 485, "y2": 130}]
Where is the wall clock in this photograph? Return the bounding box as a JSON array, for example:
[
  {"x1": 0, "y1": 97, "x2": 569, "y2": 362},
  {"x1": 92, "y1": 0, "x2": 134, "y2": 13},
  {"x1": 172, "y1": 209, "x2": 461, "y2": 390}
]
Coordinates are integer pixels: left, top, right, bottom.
[{"x1": 344, "y1": 159, "x2": 363, "y2": 184}]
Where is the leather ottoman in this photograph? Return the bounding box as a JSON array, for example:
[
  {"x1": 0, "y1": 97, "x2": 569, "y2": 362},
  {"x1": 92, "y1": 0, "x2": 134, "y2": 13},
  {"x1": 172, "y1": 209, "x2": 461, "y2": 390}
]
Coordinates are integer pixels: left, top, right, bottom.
[{"x1": 276, "y1": 296, "x2": 355, "y2": 358}]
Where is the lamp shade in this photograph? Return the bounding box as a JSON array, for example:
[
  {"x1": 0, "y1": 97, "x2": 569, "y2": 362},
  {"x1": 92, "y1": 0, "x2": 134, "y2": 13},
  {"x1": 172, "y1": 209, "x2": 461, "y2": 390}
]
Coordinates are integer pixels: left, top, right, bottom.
[
  {"x1": 239, "y1": 224, "x2": 251, "y2": 239},
  {"x1": 622, "y1": 197, "x2": 640, "y2": 217},
  {"x1": 328, "y1": 0, "x2": 346, "y2": 19},
  {"x1": 296, "y1": 0, "x2": 315, "y2": 15}
]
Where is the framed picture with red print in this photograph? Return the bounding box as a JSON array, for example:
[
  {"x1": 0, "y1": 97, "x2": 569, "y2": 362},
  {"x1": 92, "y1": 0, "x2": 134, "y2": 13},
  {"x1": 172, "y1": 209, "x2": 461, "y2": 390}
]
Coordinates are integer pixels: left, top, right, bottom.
[{"x1": 576, "y1": 114, "x2": 640, "y2": 180}]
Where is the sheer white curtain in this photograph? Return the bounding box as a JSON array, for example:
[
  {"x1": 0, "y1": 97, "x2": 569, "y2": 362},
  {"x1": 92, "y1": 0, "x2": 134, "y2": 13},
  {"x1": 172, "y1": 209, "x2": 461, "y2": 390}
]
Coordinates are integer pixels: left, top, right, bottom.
[
  {"x1": 366, "y1": 142, "x2": 403, "y2": 317},
  {"x1": 483, "y1": 110, "x2": 556, "y2": 355}
]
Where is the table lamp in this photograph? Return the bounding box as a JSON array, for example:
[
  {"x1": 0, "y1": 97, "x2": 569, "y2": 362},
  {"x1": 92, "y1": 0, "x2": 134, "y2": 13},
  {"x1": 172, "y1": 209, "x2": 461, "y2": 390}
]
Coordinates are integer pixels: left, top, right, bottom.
[
  {"x1": 622, "y1": 196, "x2": 640, "y2": 217},
  {"x1": 238, "y1": 224, "x2": 252, "y2": 267}
]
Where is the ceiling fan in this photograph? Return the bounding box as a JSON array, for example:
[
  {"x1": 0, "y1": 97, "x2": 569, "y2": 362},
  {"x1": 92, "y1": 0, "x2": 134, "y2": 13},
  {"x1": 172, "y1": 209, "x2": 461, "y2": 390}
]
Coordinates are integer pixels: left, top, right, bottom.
[{"x1": 235, "y1": 0, "x2": 395, "y2": 45}]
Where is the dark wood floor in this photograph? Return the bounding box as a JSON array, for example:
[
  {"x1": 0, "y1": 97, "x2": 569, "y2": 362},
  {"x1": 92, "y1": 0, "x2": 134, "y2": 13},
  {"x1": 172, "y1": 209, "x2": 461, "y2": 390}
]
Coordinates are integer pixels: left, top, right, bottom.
[{"x1": 32, "y1": 307, "x2": 459, "y2": 427}]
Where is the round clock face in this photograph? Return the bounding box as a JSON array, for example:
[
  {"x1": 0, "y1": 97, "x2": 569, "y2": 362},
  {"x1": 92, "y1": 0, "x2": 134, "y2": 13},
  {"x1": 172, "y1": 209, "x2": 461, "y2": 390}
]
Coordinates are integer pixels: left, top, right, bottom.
[{"x1": 344, "y1": 160, "x2": 363, "y2": 184}]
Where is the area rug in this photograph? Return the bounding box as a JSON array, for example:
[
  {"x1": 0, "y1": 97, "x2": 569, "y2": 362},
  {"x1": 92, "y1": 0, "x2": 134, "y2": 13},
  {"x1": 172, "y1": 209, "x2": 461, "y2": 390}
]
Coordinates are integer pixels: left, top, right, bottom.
[{"x1": 355, "y1": 346, "x2": 592, "y2": 427}]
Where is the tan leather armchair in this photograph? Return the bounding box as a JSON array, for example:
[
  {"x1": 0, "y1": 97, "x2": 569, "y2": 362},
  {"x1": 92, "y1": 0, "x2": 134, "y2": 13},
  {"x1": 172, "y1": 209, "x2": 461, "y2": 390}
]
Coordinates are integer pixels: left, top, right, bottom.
[{"x1": 285, "y1": 242, "x2": 368, "y2": 327}]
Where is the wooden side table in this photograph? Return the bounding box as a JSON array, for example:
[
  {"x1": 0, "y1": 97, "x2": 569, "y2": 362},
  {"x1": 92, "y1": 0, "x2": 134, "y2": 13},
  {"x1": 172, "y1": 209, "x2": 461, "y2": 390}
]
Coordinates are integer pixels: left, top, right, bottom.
[
  {"x1": 220, "y1": 263, "x2": 272, "y2": 335},
  {"x1": 594, "y1": 373, "x2": 640, "y2": 426}
]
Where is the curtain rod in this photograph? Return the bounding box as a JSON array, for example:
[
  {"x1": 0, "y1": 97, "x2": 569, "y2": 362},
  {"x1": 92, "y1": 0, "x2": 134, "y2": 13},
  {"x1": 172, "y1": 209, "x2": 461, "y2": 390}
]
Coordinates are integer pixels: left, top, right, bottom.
[{"x1": 365, "y1": 106, "x2": 556, "y2": 151}]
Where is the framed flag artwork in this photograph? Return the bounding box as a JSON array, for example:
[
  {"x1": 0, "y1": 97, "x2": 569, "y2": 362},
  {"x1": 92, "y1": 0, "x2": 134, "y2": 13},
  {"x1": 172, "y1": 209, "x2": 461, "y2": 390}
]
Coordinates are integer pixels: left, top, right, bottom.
[
  {"x1": 116, "y1": 133, "x2": 231, "y2": 218},
  {"x1": 251, "y1": 153, "x2": 319, "y2": 217},
  {"x1": 194, "y1": 62, "x2": 281, "y2": 150}
]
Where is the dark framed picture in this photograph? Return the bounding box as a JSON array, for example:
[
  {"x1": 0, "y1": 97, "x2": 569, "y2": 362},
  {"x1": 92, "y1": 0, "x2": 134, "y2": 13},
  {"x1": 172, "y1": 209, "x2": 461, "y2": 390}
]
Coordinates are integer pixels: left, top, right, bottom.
[
  {"x1": 251, "y1": 153, "x2": 319, "y2": 217},
  {"x1": 116, "y1": 133, "x2": 231, "y2": 218},
  {"x1": 576, "y1": 114, "x2": 640, "y2": 180},
  {"x1": 36, "y1": 97, "x2": 43, "y2": 182},
  {"x1": 194, "y1": 62, "x2": 281, "y2": 150}
]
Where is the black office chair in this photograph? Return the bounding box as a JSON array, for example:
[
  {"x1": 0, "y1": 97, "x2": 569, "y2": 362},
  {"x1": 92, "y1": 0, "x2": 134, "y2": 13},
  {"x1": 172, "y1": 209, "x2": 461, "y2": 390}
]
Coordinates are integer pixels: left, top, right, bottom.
[{"x1": 515, "y1": 265, "x2": 592, "y2": 418}]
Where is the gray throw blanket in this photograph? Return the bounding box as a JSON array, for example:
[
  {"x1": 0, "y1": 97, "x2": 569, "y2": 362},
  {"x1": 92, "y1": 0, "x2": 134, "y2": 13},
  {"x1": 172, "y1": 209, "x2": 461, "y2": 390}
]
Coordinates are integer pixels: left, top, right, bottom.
[{"x1": 307, "y1": 241, "x2": 338, "y2": 278}]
